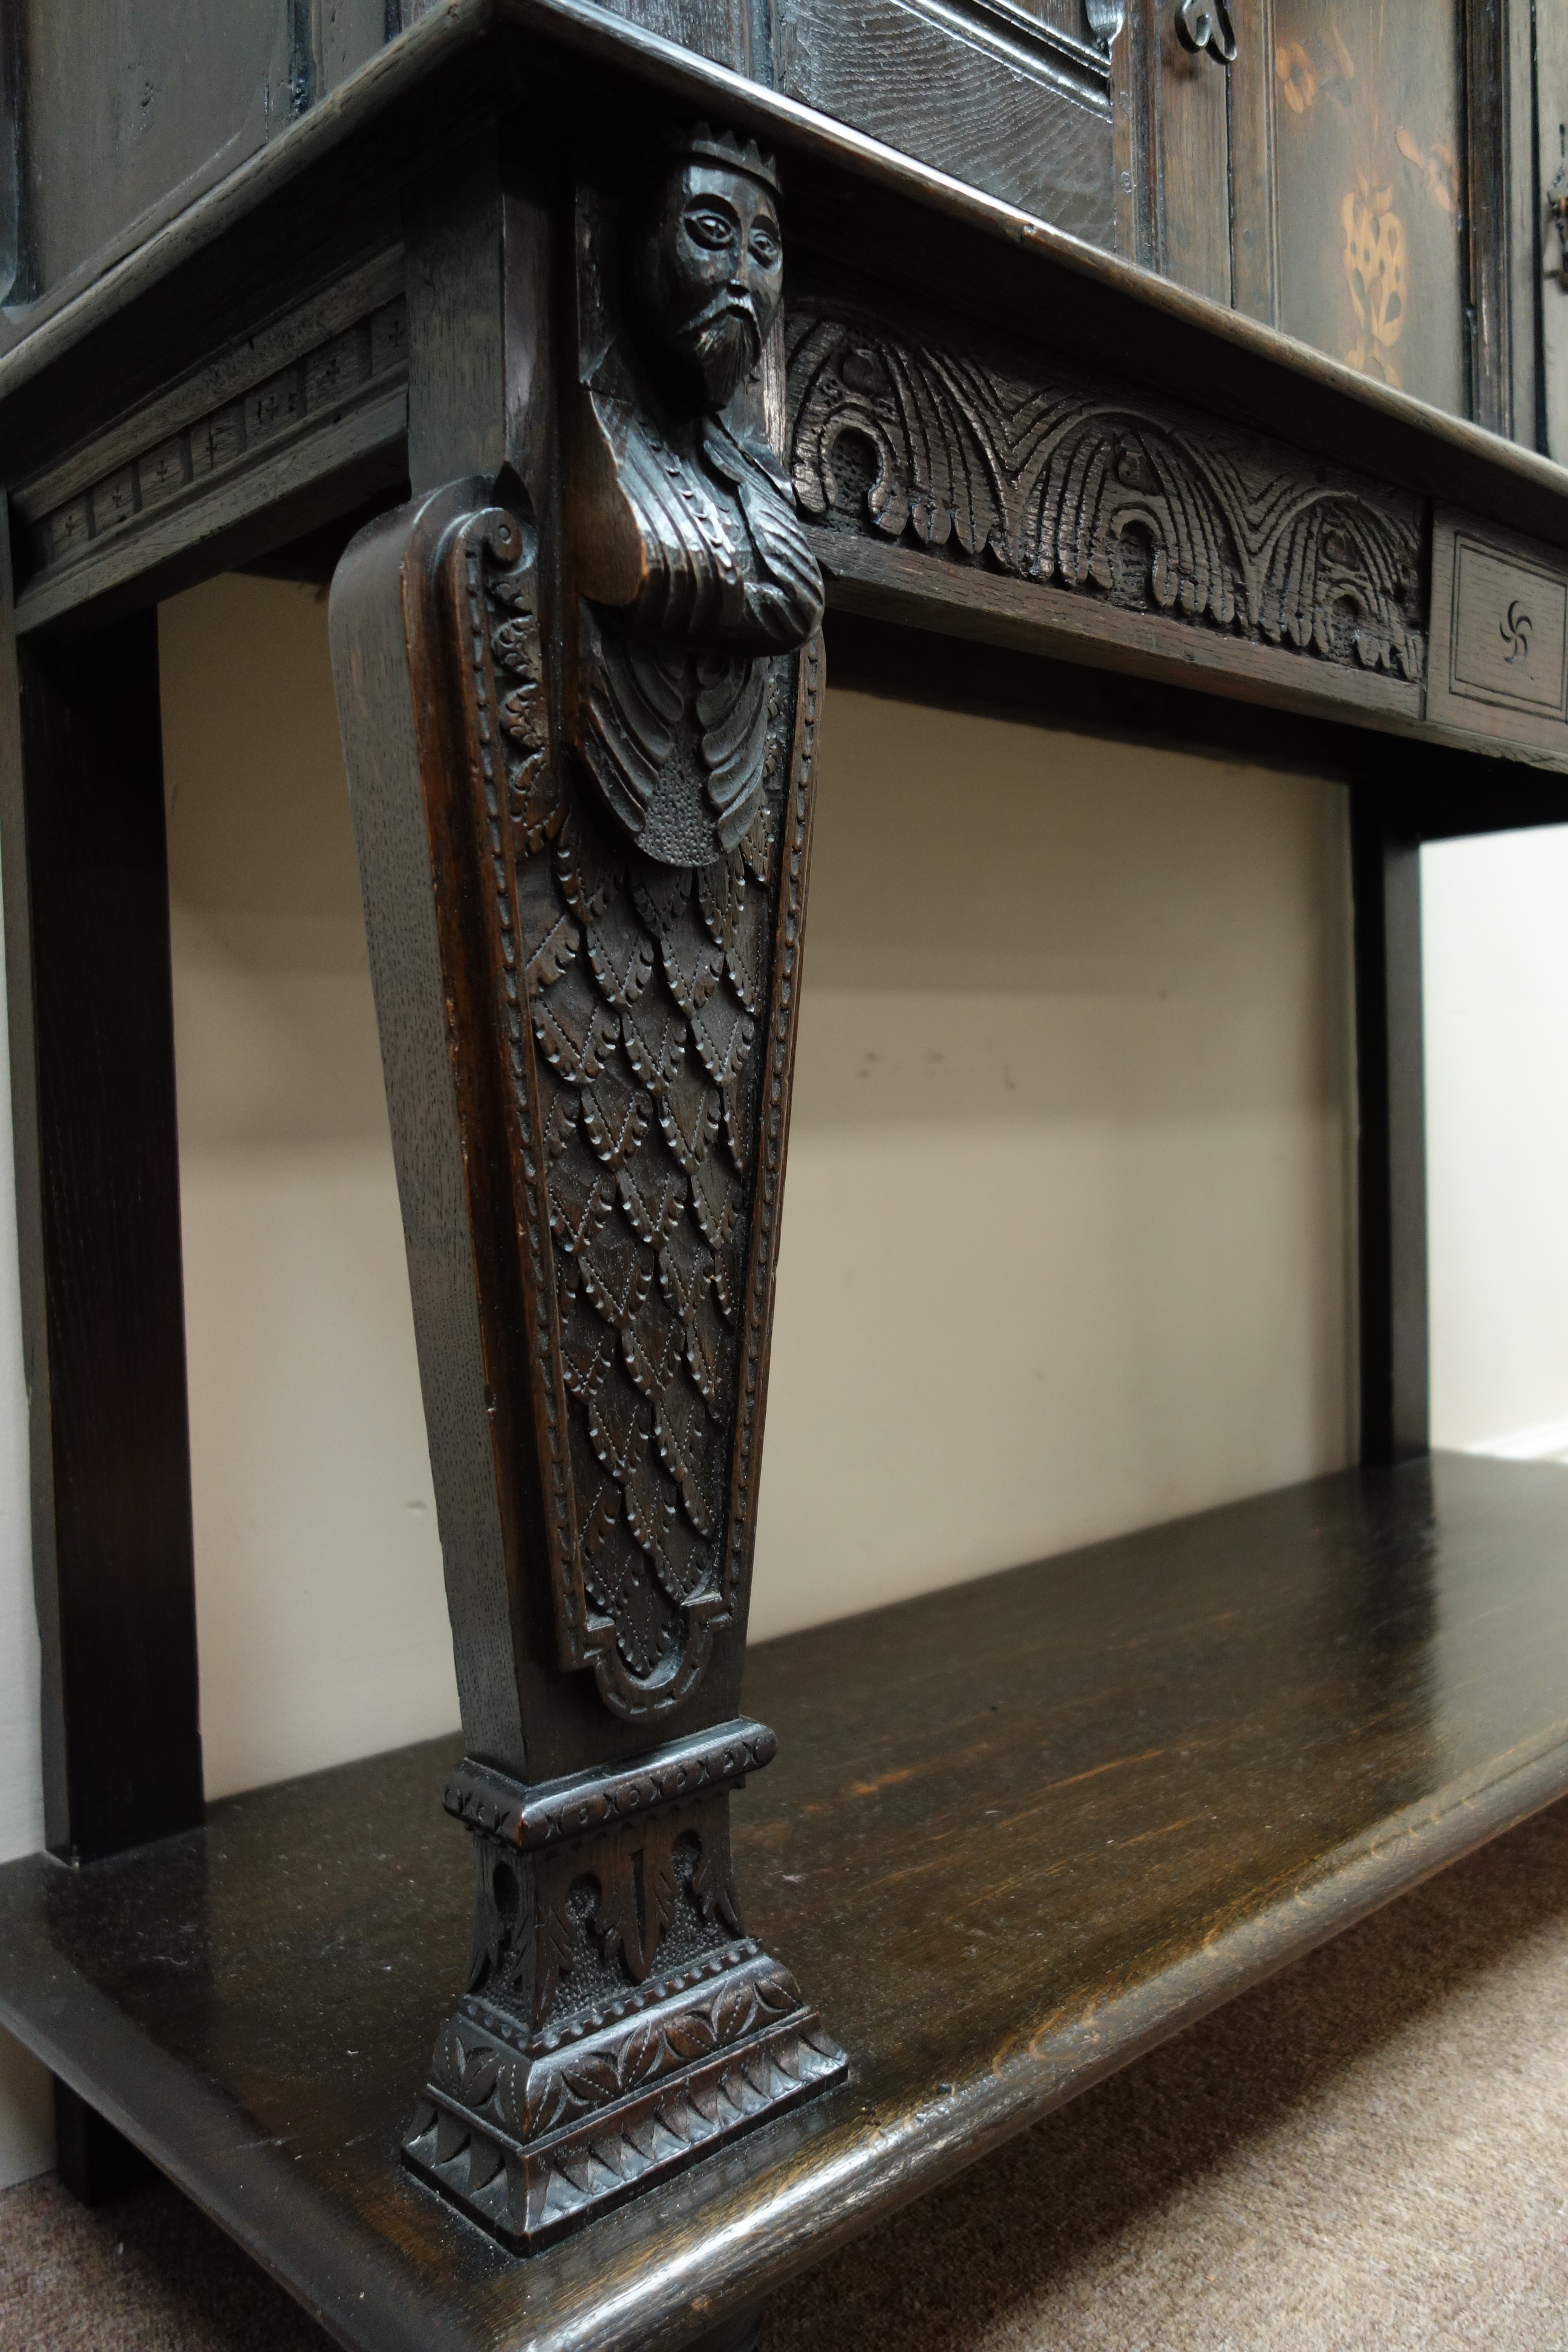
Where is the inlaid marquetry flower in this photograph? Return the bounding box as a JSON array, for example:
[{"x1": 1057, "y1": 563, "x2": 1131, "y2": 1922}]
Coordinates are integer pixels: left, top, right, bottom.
[
  {"x1": 1396, "y1": 125, "x2": 1458, "y2": 216},
  {"x1": 1276, "y1": 39, "x2": 1316, "y2": 113},
  {"x1": 1342, "y1": 176, "x2": 1406, "y2": 388}
]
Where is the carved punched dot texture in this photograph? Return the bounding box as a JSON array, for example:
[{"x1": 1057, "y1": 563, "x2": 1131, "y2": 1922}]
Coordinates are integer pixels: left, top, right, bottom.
[{"x1": 495, "y1": 579, "x2": 786, "y2": 1688}]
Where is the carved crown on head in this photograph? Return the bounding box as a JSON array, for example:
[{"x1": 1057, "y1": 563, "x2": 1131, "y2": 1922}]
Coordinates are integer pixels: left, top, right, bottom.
[{"x1": 670, "y1": 119, "x2": 781, "y2": 197}]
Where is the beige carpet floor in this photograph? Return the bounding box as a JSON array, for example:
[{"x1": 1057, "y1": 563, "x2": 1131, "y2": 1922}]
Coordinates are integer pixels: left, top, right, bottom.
[{"x1": 8, "y1": 1795, "x2": 1568, "y2": 2350}]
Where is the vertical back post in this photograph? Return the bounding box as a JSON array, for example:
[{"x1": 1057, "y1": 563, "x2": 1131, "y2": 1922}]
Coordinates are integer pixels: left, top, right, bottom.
[
  {"x1": 1351, "y1": 794, "x2": 1430, "y2": 1466},
  {"x1": 0, "y1": 517, "x2": 202, "y2": 1865}
]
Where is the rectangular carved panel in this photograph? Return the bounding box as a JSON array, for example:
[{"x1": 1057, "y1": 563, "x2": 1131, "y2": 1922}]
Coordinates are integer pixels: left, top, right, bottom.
[
  {"x1": 776, "y1": 0, "x2": 1116, "y2": 249},
  {"x1": 1427, "y1": 508, "x2": 1568, "y2": 756}
]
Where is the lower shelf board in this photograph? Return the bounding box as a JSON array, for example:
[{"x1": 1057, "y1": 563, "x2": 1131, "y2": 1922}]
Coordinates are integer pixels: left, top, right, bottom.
[{"x1": 4, "y1": 1451, "x2": 1568, "y2": 2351}]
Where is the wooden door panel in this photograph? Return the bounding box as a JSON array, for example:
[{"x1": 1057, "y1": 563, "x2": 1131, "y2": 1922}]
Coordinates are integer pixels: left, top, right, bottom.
[
  {"x1": 776, "y1": 0, "x2": 1117, "y2": 249},
  {"x1": 1271, "y1": 0, "x2": 1468, "y2": 415}
]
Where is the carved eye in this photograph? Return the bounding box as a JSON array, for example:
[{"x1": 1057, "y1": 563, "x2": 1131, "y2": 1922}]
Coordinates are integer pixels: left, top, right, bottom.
[
  {"x1": 684, "y1": 207, "x2": 736, "y2": 250},
  {"x1": 749, "y1": 225, "x2": 780, "y2": 269}
]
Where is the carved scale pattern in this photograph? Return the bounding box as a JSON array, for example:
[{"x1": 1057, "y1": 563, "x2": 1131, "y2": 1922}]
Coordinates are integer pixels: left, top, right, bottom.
[
  {"x1": 446, "y1": 508, "x2": 818, "y2": 1719},
  {"x1": 787, "y1": 305, "x2": 1427, "y2": 681}
]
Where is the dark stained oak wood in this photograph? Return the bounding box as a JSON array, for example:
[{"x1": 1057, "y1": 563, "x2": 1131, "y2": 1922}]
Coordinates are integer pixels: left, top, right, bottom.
[
  {"x1": 2, "y1": 1455, "x2": 1568, "y2": 2349},
  {"x1": 330, "y1": 105, "x2": 847, "y2": 2243},
  {"x1": 2, "y1": 1, "x2": 1565, "y2": 549},
  {"x1": 1152, "y1": 0, "x2": 1229, "y2": 307},
  {"x1": 51, "y1": 2079, "x2": 155, "y2": 2208},
  {"x1": 1466, "y1": 0, "x2": 1514, "y2": 437},
  {"x1": 9, "y1": 0, "x2": 1568, "y2": 2311},
  {"x1": 820, "y1": 606, "x2": 1568, "y2": 842},
  {"x1": 771, "y1": 0, "x2": 1116, "y2": 249},
  {"x1": 1226, "y1": 0, "x2": 1278, "y2": 327},
  {"x1": 1351, "y1": 805, "x2": 1429, "y2": 1468},
  {"x1": 0, "y1": 539, "x2": 202, "y2": 1864}
]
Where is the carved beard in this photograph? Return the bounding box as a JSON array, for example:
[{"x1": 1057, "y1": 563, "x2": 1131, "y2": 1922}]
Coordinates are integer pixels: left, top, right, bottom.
[{"x1": 664, "y1": 293, "x2": 763, "y2": 411}]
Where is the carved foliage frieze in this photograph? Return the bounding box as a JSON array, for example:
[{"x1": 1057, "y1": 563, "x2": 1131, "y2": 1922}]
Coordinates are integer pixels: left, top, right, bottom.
[{"x1": 787, "y1": 302, "x2": 1428, "y2": 681}]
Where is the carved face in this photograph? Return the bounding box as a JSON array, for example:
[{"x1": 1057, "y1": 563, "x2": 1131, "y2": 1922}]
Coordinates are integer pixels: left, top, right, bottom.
[{"x1": 636, "y1": 161, "x2": 783, "y2": 413}]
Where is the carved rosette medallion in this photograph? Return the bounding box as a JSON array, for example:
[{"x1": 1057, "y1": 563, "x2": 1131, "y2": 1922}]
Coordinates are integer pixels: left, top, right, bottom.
[{"x1": 787, "y1": 301, "x2": 1426, "y2": 680}]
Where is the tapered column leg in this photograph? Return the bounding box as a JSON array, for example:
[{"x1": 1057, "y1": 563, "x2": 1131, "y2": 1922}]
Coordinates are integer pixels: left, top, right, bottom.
[{"x1": 328, "y1": 113, "x2": 843, "y2": 2253}]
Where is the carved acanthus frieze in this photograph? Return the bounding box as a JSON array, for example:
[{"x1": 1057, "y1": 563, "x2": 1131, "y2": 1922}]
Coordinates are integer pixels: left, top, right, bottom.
[{"x1": 787, "y1": 302, "x2": 1426, "y2": 682}]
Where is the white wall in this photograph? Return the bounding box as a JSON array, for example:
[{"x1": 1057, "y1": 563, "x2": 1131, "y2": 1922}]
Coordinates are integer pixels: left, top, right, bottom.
[
  {"x1": 1425, "y1": 825, "x2": 1568, "y2": 1454},
  {"x1": 159, "y1": 573, "x2": 1359, "y2": 1690},
  {"x1": 752, "y1": 691, "x2": 1358, "y2": 1627},
  {"x1": 160, "y1": 577, "x2": 456, "y2": 1803}
]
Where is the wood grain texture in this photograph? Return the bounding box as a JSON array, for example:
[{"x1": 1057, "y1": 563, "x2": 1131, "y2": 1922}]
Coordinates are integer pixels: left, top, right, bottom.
[
  {"x1": 13, "y1": 381, "x2": 409, "y2": 638},
  {"x1": 8, "y1": 247, "x2": 409, "y2": 633},
  {"x1": 3, "y1": 1455, "x2": 1568, "y2": 2347},
  {"x1": 1351, "y1": 806, "x2": 1429, "y2": 1467},
  {"x1": 812, "y1": 531, "x2": 1423, "y2": 731},
  {"x1": 1, "y1": 0, "x2": 1565, "y2": 555},
  {"x1": 593, "y1": 0, "x2": 753, "y2": 74},
  {"x1": 331, "y1": 483, "x2": 537, "y2": 1782},
  {"x1": 404, "y1": 139, "x2": 510, "y2": 493},
  {"x1": 1426, "y1": 500, "x2": 1568, "y2": 737},
  {"x1": 773, "y1": 0, "x2": 1115, "y2": 248},
  {"x1": 0, "y1": 564, "x2": 202, "y2": 1861},
  {"x1": 321, "y1": 0, "x2": 393, "y2": 90},
  {"x1": 12, "y1": 0, "x2": 281, "y2": 311},
  {"x1": 332, "y1": 120, "x2": 848, "y2": 2244},
  {"x1": 787, "y1": 281, "x2": 1427, "y2": 717},
  {"x1": 1226, "y1": 0, "x2": 1277, "y2": 324},
  {"x1": 1154, "y1": 0, "x2": 1229, "y2": 305},
  {"x1": 1505, "y1": 0, "x2": 1538, "y2": 448},
  {"x1": 820, "y1": 603, "x2": 1568, "y2": 838},
  {"x1": 1465, "y1": 0, "x2": 1513, "y2": 436}
]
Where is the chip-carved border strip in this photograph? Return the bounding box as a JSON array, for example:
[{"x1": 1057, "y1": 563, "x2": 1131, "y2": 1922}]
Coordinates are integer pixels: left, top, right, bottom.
[{"x1": 22, "y1": 294, "x2": 407, "y2": 582}]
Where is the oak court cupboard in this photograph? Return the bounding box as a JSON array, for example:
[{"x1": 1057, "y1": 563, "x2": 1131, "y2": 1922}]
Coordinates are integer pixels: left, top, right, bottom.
[{"x1": 3, "y1": 2, "x2": 1568, "y2": 2347}]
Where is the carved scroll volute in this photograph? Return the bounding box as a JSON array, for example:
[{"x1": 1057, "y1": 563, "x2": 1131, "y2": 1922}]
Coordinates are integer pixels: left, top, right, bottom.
[{"x1": 439, "y1": 126, "x2": 826, "y2": 1727}]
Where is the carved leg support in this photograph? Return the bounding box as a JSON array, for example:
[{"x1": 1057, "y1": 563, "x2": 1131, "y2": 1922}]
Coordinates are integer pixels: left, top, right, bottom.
[
  {"x1": 403, "y1": 1723, "x2": 840, "y2": 2249},
  {"x1": 329, "y1": 114, "x2": 844, "y2": 2255}
]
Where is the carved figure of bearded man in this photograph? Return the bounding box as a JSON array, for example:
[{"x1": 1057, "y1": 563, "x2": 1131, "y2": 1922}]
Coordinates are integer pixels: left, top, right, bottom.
[{"x1": 572, "y1": 125, "x2": 824, "y2": 867}]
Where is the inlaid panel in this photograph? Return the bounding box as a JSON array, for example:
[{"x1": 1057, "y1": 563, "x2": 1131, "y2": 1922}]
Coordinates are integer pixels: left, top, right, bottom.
[{"x1": 1272, "y1": 0, "x2": 1467, "y2": 416}]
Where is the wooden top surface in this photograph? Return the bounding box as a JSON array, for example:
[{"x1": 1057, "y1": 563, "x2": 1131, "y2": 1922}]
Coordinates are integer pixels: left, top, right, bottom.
[{"x1": 4, "y1": 1449, "x2": 1568, "y2": 2351}]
